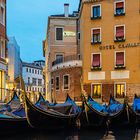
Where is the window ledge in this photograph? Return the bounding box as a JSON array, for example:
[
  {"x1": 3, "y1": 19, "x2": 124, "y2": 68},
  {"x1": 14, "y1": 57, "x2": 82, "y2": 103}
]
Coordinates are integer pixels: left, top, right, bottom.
[
  {"x1": 91, "y1": 41, "x2": 101, "y2": 45},
  {"x1": 91, "y1": 16, "x2": 101, "y2": 20},
  {"x1": 114, "y1": 13, "x2": 125, "y2": 17},
  {"x1": 115, "y1": 66, "x2": 126, "y2": 70},
  {"x1": 91, "y1": 67, "x2": 102, "y2": 71},
  {"x1": 114, "y1": 39, "x2": 125, "y2": 42}
]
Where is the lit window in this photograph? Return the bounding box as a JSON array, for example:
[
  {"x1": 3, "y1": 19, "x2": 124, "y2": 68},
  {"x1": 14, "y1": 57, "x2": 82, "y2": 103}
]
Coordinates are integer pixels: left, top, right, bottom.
[
  {"x1": 92, "y1": 53, "x2": 101, "y2": 68},
  {"x1": 91, "y1": 84, "x2": 101, "y2": 99},
  {"x1": 115, "y1": 1, "x2": 125, "y2": 16},
  {"x1": 92, "y1": 28, "x2": 101, "y2": 43},
  {"x1": 115, "y1": 52, "x2": 125, "y2": 67},
  {"x1": 56, "y1": 27, "x2": 63, "y2": 41},
  {"x1": 92, "y1": 5, "x2": 101, "y2": 19},
  {"x1": 63, "y1": 75, "x2": 69, "y2": 90},
  {"x1": 115, "y1": 83, "x2": 125, "y2": 98},
  {"x1": 115, "y1": 25, "x2": 125, "y2": 41},
  {"x1": 56, "y1": 77, "x2": 59, "y2": 90}
]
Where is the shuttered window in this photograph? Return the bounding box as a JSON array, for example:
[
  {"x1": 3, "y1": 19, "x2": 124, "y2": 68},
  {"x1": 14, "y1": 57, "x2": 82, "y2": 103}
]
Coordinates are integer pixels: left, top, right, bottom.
[
  {"x1": 116, "y1": 52, "x2": 124, "y2": 66},
  {"x1": 115, "y1": 26, "x2": 125, "y2": 40},
  {"x1": 92, "y1": 29, "x2": 101, "y2": 43},
  {"x1": 92, "y1": 54, "x2": 101, "y2": 67},
  {"x1": 115, "y1": 1, "x2": 125, "y2": 15}
]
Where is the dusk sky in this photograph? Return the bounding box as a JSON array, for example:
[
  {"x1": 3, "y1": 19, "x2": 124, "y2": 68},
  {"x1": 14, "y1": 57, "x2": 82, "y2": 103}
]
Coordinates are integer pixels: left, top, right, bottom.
[{"x1": 7, "y1": 0, "x2": 79, "y2": 62}]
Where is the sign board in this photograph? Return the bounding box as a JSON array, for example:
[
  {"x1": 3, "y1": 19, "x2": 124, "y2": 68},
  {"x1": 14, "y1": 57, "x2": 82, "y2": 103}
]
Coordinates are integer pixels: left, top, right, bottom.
[{"x1": 63, "y1": 31, "x2": 76, "y2": 37}]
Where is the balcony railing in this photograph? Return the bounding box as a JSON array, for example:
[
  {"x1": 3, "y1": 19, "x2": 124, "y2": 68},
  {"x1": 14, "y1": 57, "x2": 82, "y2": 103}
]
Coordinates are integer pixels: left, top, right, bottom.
[{"x1": 52, "y1": 55, "x2": 81, "y2": 67}]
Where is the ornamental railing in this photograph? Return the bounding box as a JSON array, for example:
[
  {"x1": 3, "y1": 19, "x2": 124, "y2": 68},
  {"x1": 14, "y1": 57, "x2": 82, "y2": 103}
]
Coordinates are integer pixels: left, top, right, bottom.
[{"x1": 52, "y1": 54, "x2": 81, "y2": 67}]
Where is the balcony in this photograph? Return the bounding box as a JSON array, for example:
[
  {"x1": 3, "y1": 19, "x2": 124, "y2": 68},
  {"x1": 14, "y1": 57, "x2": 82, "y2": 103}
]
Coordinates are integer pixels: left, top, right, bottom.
[{"x1": 51, "y1": 55, "x2": 82, "y2": 71}]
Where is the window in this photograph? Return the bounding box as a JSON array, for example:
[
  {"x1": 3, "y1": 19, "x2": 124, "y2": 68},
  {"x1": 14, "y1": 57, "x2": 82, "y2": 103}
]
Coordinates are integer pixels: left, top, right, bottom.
[
  {"x1": 63, "y1": 75, "x2": 69, "y2": 90},
  {"x1": 38, "y1": 79, "x2": 42, "y2": 86},
  {"x1": 55, "y1": 27, "x2": 63, "y2": 41},
  {"x1": 91, "y1": 84, "x2": 102, "y2": 98},
  {"x1": 38, "y1": 70, "x2": 39, "y2": 74},
  {"x1": 115, "y1": 51, "x2": 125, "y2": 67},
  {"x1": 28, "y1": 77, "x2": 30, "y2": 84},
  {"x1": 29, "y1": 69, "x2": 31, "y2": 73},
  {"x1": 91, "y1": 28, "x2": 101, "y2": 43},
  {"x1": 32, "y1": 87, "x2": 34, "y2": 91},
  {"x1": 115, "y1": 25, "x2": 125, "y2": 41},
  {"x1": 0, "y1": 41, "x2": 5, "y2": 58},
  {"x1": 56, "y1": 77, "x2": 59, "y2": 90},
  {"x1": 32, "y1": 69, "x2": 34, "y2": 73},
  {"x1": 92, "y1": 53, "x2": 101, "y2": 68},
  {"x1": 115, "y1": 1, "x2": 125, "y2": 16},
  {"x1": 51, "y1": 78, "x2": 54, "y2": 85},
  {"x1": 40, "y1": 71, "x2": 42, "y2": 75},
  {"x1": 35, "y1": 70, "x2": 37, "y2": 74},
  {"x1": 91, "y1": 5, "x2": 101, "y2": 19},
  {"x1": 115, "y1": 83, "x2": 126, "y2": 98},
  {"x1": 0, "y1": 6, "x2": 4, "y2": 24},
  {"x1": 26, "y1": 68, "x2": 28, "y2": 72},
  {"x1": 77, "y1": 32, "x2": 80, "y2": 40},
  {"x1": 56, "y1": 54, "x2": 63, "y2": 63},
  {"x1": 32, "y1": 78, "x2": 37, "y2": 86}
]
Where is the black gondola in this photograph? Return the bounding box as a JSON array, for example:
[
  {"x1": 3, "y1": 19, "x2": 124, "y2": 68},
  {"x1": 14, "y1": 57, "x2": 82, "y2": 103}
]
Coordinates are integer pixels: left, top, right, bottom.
[
  {"x1": 24, "y1": 94, "x2": 81, "y2": 129},
  {"x1": 107, "y1": 96, "x2": 135, "y2": 127},
  {"x1": 132, "y1": 95, "x2": 140, "y2": 124},
  {"x1": 80, "y1": 95, "x2": 108, "y2": 128},
  {"x1": 35, "y1": 93, "x2": 46, "y2": 106}
]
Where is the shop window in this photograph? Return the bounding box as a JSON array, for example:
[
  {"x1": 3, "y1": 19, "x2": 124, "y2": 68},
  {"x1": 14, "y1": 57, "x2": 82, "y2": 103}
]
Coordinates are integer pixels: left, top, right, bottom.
[
  {"x1": 55, "y1": 27, "x2": 63, "y2": 41},
  {"x1": 63, "y1": 75, "x2": 69, "y2": 90},
  {"x1": 115, "y1": 52, "x2": 125, "y2": 68},
  {"x1": 91, "y1": 28, "x2": 101, "y2": 44},
  {"x1": 115, "y1": 83, "x2": 125, "y2": 98},
  {"x1": 91, "y1": 5, "x2": 101, "y2": 19},
  {"x1": 91, "y1": 53, "x2": 101, "y2": 70},
  {"x1": 91, "y1": 84, "x2": 102, "y2": 98},
  {"x1": 115, "y1": 1, "x2": 125, "y2": 16},
  {"x1": 115, "y1": 25, "x2": 125, "y2": 41},
  {"x1": 56, "y1": 76, "x2": 59, "y2": 90}
]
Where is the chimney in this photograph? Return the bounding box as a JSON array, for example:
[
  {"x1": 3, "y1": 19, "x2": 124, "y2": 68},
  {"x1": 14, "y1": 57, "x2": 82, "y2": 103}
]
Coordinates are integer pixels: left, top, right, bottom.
[{"x1": 64, "y1": 3, "x2": 69, "y2": 17}]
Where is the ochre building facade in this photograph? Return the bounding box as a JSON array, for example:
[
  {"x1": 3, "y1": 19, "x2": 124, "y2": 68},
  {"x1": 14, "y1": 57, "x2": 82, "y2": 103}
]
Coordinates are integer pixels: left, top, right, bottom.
[{"x1": 79, "y1": 0, "x2": 140, "y2": 102}]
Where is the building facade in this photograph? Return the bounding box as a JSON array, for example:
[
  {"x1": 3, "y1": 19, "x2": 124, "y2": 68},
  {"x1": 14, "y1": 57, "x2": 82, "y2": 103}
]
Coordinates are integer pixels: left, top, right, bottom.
[
  {"x1": 79, "y1": 0, "x2": 140, "y2": 102},
  {"x1": 0, "y1": 0, "x2": 7, "y2": 101},
  {"x1": 7, "y1": 37, "x2": 22, "y2": 89},
  {"x1": 43, "y1": 4, "x2": 82, "y2": 102},
  {"x1": 22, "y1": 61, "x2": 45, "y2": 102}
]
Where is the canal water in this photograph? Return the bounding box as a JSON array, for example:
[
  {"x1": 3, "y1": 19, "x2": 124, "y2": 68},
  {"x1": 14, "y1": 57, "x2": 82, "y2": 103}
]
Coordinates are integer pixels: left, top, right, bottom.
[{"x1": 0, "y1": 127, "x2": 139, "y2": 140}]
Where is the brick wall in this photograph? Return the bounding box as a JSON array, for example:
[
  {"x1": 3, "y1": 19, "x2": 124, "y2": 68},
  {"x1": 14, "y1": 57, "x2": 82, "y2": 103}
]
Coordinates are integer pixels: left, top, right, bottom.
[{"x1": 51, "y1": 67, "x2": 82, "y2": 102}]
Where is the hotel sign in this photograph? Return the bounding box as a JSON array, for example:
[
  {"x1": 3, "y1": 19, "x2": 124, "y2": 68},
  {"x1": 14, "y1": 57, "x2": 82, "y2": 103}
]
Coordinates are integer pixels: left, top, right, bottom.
[
  {"x1": 99, "y1": 42, "x2": 140, "y2": 50},
  {"x1": 63, "y1": 31, "x2": 76, "y2": 37}
]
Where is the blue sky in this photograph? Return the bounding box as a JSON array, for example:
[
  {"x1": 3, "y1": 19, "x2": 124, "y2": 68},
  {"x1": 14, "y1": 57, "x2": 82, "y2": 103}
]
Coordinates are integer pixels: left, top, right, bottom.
[{"x1": 7, "y1": 0, "x2": 79, "y2": 62}]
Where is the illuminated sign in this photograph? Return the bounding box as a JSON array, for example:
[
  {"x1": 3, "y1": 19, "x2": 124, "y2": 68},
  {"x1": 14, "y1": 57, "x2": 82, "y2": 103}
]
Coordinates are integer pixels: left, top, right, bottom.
[{"x1": 63, "y1": 31, "x2": 76, "y2": 37}]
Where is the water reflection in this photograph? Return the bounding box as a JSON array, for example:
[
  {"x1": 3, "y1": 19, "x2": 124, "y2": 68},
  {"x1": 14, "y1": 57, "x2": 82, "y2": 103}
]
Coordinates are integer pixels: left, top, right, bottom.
[{"x1": 0, "y1": 127, "x2": 139, "y2": 140}]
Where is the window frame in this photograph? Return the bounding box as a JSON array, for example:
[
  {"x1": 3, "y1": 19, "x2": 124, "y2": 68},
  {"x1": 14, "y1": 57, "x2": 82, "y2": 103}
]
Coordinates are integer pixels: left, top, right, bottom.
[
  {"x1": 91, "y1": 83, "x2": 102, "y2": 99},
  {"x1": 114, "y1": 82, "x2": 126, "y2": 98},
  {"x1": 0, "y1": 40, "x2": 5, "y2": 59},
  {"x1": 91, "y1": 4, "x2": 101, "y2": 19},
  {"x1": 55, "y1": 27, "x2": 64, "y2": 41},
  {"x1": 0, "y1": 3, "x2": 5, "y2": 26},
  {"x1": 63, "y1": 74, "x2": 70, "y2": 90},
  {"x1": 114, "y1": 50, "x2": 125, "y2": 68},
  {"x1": 55, "y1": 76, "x2": 60, "y2": 91},
  {"x1": 114, "y1": 24, "x2": 125, "y2": 41},
  {"x1": 91, "y1": 27, "x2": 102, "y2": 44},
  {"x1": 91, "y1": 52, "x2": 102, "y2": 69},
  {"x1": 114, "y1": 0, "x2": 125, "y2": 16}
]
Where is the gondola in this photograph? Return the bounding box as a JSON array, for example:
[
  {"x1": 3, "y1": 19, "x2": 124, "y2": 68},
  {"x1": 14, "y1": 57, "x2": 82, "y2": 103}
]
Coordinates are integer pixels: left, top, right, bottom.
[
  {"x1": 24, "y1": 94, "x2": 81, "y2": 129},
  {"x1": 35, "y1": 93, "x2": 46, "y2": 106},
  {"x1": 80, "y1": 95, "x2": 108, "y2": 128},
  {"x1": 107, "y1": 96, "x2": 135, "y2": 127},
  {"x1": 132, "y1": 95, "x2": 140, "y2": 124}
]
